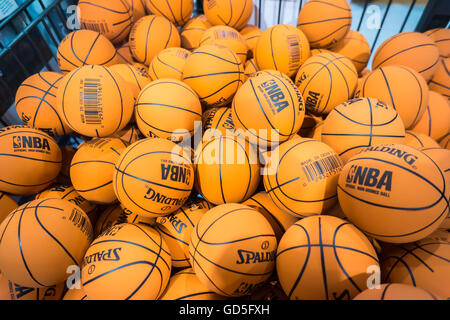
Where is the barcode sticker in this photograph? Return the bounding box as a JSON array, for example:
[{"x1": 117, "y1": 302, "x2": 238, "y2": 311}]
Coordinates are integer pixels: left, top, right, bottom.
[
  {"x1": 287, "y1": 35, "x2": 301, "y2": 73},
  {"x1": 69, "y1": 208, "x2": 93, "y2": 240},
  {"x1": 81, "y1": 21, "x2": 110, "y2": 34},
  {"x1": 301, "y1": 154, "x2": 343, "y2": 183},
  {"x1": 215, "y1": 30, "x2": 239, "y2": 40},
  {"x1": 206, "y1": 0, "x2": 216, "y2": 10},
  {"x1": 82, "y1": 78, "x2": 103, "y2": 125}
]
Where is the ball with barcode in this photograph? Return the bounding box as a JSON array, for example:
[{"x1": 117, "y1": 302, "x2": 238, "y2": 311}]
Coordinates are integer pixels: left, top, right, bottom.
[
  {"x1": 182, "y1": 44, "x2": 244, "y2": 108},
  {"x1": 148, "y1": 47, "x2": 191, "y2": 81},
  {"x1": 129, "y1": 15, "x2": 180, "y2": 65},
  {"x1": 56, "y1": 65, "x2": 134, "y2": 137},
  {"x1": 78, "y1": 0, "x2": 133, "y2": 44},
  {"x1": 0, "y1": 198, "x2": 93, "y2": 287},
  {"x1": 199, "y1": 25, "x2": 248, "y2": 64},
  {"x1": 322, "y1": 98, "x2": 406, "y2": 162},
  {"x1": 71, "y1": 138, "x2": 128, "y2": 204},
  {"x1": 180, "y1": 15, "x2": 212, "y2": 51},
  {"x1": 263, "y1": 137, "x2": 344, "y2": 217},
  {"x1": 56, "y1": 30, "x2": 118, "y2": 74},
  {"x1": 255, "y1": 24, "x2": 310, "y2": 78},
  {"x1": 295, "y1": 52, "x2": 358, "y2": 115},
  {"x1": 203, "y1": 0, "x2": 253, "y2": 31},
  {"x1": 15, "y1": 72, "x2": 72, "y2": 136},
  {"x1": 0, "y1": 125, "x2": 62, "y2": 195},
  {"x1": 232, "y1": 73, "x2": 305, "y2": 146}
]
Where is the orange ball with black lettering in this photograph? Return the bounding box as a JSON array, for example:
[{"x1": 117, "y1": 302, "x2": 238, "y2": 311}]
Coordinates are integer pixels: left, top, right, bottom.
[
  {"x1": 200, "y1": 25, "x2": 248, "y2": 63},
  {"x1": 255, "y1": 24, "x2": 310, "y2": 78},
  {"x1": 372, "y1": 32, "x2": 440, "y2": 81},
  {"x1": 129, "y1": 15, "x2": 180, "y2": 65},
  {"x1": 337, "y1": 143, "x2": 449, "y2": 243},
  {"x1": 0, "y1": 273, "x2": 65, "y2": 300},
  {"x1": 0, "y1": 198, "x2": 93, "y2": 287},
  {"x1": 156, "y1": 198, "x2": 213, "y2": 267},
  {"x1": 0, "y1": 125, "x2": 62, "y2": 195},
  {"x1": 297, "y1": 0, "x2": 352, "y2": 48},
  {"x1": 295, "y1": 52, "x2": 358, "y2": 115},
  {"x1": 183, "y1": 44, "x2": 244, "y2": 107},
  {"x1": 56, "y1": 30, "x2": 118, "y2": 74},
  {"x1": 78, "y1": 0, "x2": 133, "y2": 44},
  {"x1": 148, "y1": 47, "x2": 191, "y2": 81},
  {"x1": 190, "y1": 203, "x2": 277, "y2": 297},
  {"x1": 81, "y1": 223, "x2": 171, "y2": 299},
  {"x1": 57, "y1": 65, "x2": 135, "y2": 137},
  {"x1": 113, "y1": 138, "x2": 194, "y2": 218},
  {"x1": 181, "y1": 15, "x2": 212, "y2": 51},
  {"x1": 232, "y1": 72, "x2": 305, "y2": 146},
  {"x1": 15, "y1": 72, "x2": 71, "y2": 136},
  {"x1": 71, "y1": 138, "x2": 128, "y2": 204},
  {"x1": 203, "y1": 0, "x2": 253, "y2": 31},
  {"x1": 202, "y1": 107, "x2": 235, "y2": 142}
]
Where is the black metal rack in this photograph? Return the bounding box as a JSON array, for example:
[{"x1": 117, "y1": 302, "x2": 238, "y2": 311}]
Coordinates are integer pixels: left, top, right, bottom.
[{"x1": 0, "y1": 0, "x2": 448, "y2": 125}]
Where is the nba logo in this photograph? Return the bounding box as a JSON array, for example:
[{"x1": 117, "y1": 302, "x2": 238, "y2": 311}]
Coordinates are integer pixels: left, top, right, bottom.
[{"x1": 12, "y1": 136, "x2": 21, "y2": 148}]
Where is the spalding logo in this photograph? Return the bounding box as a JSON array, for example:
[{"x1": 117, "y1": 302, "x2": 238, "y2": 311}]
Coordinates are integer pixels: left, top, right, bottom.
[
  {"x1": 360, "y1": 145, "x2": 418, "y2": 166},
  {"x1": 12, "y1": 135, "x2": 50, "y2": 151},
  {"x1": 235, "y1": 249, "x2": 276, "y2": 265},
  {"x1": 83, "y1": 248, "x2": 122, "y2": 265}
]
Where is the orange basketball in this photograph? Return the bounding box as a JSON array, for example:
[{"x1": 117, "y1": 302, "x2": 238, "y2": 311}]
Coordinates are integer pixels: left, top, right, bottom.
[
  {"x1": 404, "y1": 130, "x2": 440, "y2": 149},
  {"x1": 264, "y1": 137, "x2": 343, "y2": 217},
  {"x1": 277, "y1": 215, "x2": 379, "y2": 300},
  {"x1": 112, "y1": 124, "x2": 141, "y2": 144},
  {"x1": 428, "y1": 58, "x2": 450, "y2": 100},
  {"x1": 200, "y1": 25, "x2": 248, "y2": 63},
  {"x1": 321, "y1": 97, "x2": 405, "y2": 162},
  {"x1": 338, "y1": 143, "x2": 449, "y2": 243},
  {"x1": 125, "y1": 0, "x2": 147, "y2": 22},
  {"x1": 129, "y1": 15, "x2": 181, "y2": 65},
  {"x1": 297, "y1": 0, "x2": 352, "y2": 48},
  {"x1": 81, "y1": 223, "x2": 171, "y2": 299},
  {"x1": 15, "y1": 72, "x2": 71, "y2": 136},
  {"x1": 78, "y1": 0, "x2": 133, "y2": 44},
  {"x1": 0, "y1": 273, "x2": 65, "y2": 300},
  {"x1": 298, "y1": 113, "x2": 323, "y2": 138},
  {"x1": 411, "y1": 91, "x2": 450, "y2": 141},
  {"x1": 148, "y1": 47, "x2": 191, "y2": 81},
  {"x1": 0, "y1": 192, "x2": 17, "y2": 224},
  {"x1": 194, "y1": 135, "x2": 260, "y2": 204},
  {"x1": 356, "y1": 65, "x2": 429, "y2": 128},
  {"x1": 330, "y1": 30, "x2": 371, "y2": 73},
  {"x1": 116, "y1": 42, "x2": 136, "y2": 64},
  {"x1": 189, "y1": 203, "x2": 277, "y2": 297},
  {"x1": 381, "y1": 238, "x2": 449, "y2": 299},
  {"x1": 135, "y1": 79, "x2": 202, "y2": 142},
  {"x1": 109, "y1": 63, "x2": 151, "y2": 99},
  {"x1": 0, "y1": 198, "x2": 93, "y2": 287},
  {"x1": 255, "y1": 24, "x2": 311, "y2": 78},
  {"x1": 353, "y1": 283, "x2": 439, "y2": 300},
  {"x1": 145, "y1": 0, "x2": 193, "y2": 26},
  {"x1": 156, "y1": 198, "x2": 212, "y2": 267},
  {"x1": 440, "y1": 134, "x2": 450, "y2": 149},
  {"x1": 244, "y1": 58, "x2": 259, "y2": 77},
  {"x1": 70, "y1": 138, "x2": 128, "y2": 204},
  {"x1": 203, "y1": 0, "x2": 253, "y2": 31},
  {"x1": 57, "y1": 65, "x2": 135, "y2": 137},
  {"x1": 160, "y1": 268, "x2": 223, "y2": 300},
  {"x1": 372, "y1": 32, "x2": 440, "y2": 81},
  {"x1": 0, "y1": 125, "x2": 62, "y2": 195},
  {"x1": 232, "y1": 72, "x2": 305, "y2": 146},
  {"x1": 295, "y1": 52, "x2": 358, "y2": 115},
  {"x1": 424, "y1": 28, "x2": 450, "y2": 59},
  {"x1": 56, "y1": 30, "x2": 118, "y2": 74},
  {"x1": 180, "y1": 15, "x2": 212, "y2": 51},
  {"x1": 113, "y1": 138, "x2": 194, "y2": 218},
  {"x1": 202, "y1": 107, "x2": 235, "y2": 142},
  {"x1": 182, "y1": 44, "x2": 244, "y2": 108},
  {"x1": 243, "y1": 191, "x2": 298, "y2": 241}
]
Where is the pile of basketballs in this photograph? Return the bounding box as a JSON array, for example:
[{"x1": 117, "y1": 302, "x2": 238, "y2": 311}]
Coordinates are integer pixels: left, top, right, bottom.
[{"x1": 0, "y1": 0, "x2": 448, "y2": 300}]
